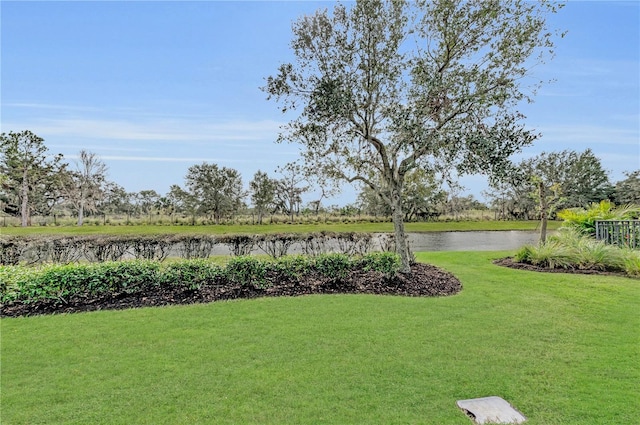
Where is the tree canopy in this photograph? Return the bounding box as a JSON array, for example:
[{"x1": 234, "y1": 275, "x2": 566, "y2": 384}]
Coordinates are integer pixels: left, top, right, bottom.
[
  {"x1": 265, "y1": 0, "x2": 563, "y2": 271},
  {"x1": 63, "y1": 150, "x2": 109, "y2": 226},
  {"x1": 0, "y1": 130, "x2": 66, "y2": 226},
  {"x1": 487, "y1": 149, "x2": 613, "y2": 220},
  {"x1": 614, "y1": 170, "x2": 640, "y2": 205},
  {"x1": 178, "y1": 162, "x2": 245, "y2": 224},
  {"x1": 249, "y1": 170, "x2": 277, "y2": 224}
]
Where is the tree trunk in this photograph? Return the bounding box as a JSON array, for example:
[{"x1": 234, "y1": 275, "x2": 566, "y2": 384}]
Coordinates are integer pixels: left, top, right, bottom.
[
  {"x1": 538, "y1": 180, "x2": 548, "y2": 244},
  {"x1": 20, "y1": 168, "x2": 29, "y2": 227},
  {"x1": 77, "y1": 200, "x2": 85, "y2": 226},
  {"x1": 540, "y1": 212, "x2": 548, "y2": 244},
  {"x1": 390, "y1": 190, "x2": 412, "y2": 274}
]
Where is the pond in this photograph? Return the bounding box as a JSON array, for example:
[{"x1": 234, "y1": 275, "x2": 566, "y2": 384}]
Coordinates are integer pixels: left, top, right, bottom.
[
  {"x1": 207, "y1": 230, "x2": 542, "y2": 256},
  {"x1": 407, "y1": 230, "x2": 542, "y2": 252}
]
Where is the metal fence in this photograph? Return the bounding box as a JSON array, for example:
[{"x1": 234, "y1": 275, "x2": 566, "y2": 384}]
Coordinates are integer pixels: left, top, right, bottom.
[{"x1": 595, "y1": 220, "x2": 640, "y2": 249}]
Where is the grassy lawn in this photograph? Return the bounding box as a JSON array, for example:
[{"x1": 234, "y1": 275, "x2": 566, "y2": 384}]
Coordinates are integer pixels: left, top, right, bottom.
[
  {"x1": 1, "y1": 251, "x2": 637, "y2": 424},
  {"x1": 0, "y1": 220, "x2": 560, "y2": 236}
]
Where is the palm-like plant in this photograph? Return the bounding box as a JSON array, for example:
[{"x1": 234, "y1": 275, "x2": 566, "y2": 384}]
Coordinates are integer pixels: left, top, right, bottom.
[{"x1": 557, "y1": 200, "x2": 640, "y2": 235}]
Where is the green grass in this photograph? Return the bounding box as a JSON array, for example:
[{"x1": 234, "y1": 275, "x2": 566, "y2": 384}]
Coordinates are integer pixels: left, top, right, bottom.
[
  {"x1": 2, "y1": 251, "x2": 637, "y2": 424},
  {"x1": 0, "y1": 220, "x2": 559, "y2": 236}
]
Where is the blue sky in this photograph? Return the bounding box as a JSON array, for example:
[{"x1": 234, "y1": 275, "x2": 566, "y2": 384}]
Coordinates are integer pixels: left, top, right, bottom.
[{"x1": 1, "y1": 1, "x2": 638, "y2": 206}]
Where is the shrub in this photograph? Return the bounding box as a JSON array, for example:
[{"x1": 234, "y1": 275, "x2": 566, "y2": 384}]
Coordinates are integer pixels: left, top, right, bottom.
[
  {"x1": 0, "y1": 260, "x2": 166, "y2": 304},
  {"x1": 10, "y1": 260, "x2": 161, "y2": 303},
  {"x1": 574, "y1": 237, "x2": 626, "y2": 271},
  {"x1": 514, "y1": 245, "x2": 534, "y2": 263},
  {"x1": 314, "y1": 253, "x2": 351, "y2": 280},
  {"x1": 514, "y1": 227, "x2": 637, "y2": 275},
  {"x1": 161, "y1": 259, "x2": 223, "y2": 289},
  {"x1": 32, "y1": 264, "x2": 94, "y2": 302},
  {"x1": 1, "y1": 251, "x2": 403, "y2": 307},
  {"x1": 548, "y1": 227, "x2": 583, "y2": 246},
  {"x1": 3, "y1": 263, "x2": 94, "y2": 303},
  {"x1": 224, "y1": 256, "x2": 269, "y2": 288},
  {"x1": 558, "y1": 200, "x2": 640, "y2": 235},
  {"x1": 0, "y1": 265, "x2": 40, "y2": 303},
  {"x1": 271, "y1": 255, "x2": 312, "y2": 281},
  {"x1": 81, "y1": 260, "x2": 161, "y2": 294},
  {"x1": 516, "y1": 241, "x2": 575, "y2": 269},
  {"x1": 622, "y1": 249, "x2": 640, "y2": 277},
  {"x1": 546, "y1": 227, "x2": 628, "y2": 272},
  {"x1": 358, "y1": 252, "x2": 401, "y2": 277}
]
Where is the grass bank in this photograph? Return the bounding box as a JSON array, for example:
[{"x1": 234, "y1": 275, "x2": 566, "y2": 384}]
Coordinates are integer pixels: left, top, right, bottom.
[
  {"x1": 2, "y1": 251, "x2": 636, "y2": 424},
  {"x1": 0, "y1": 220, "x2": 559, "y2": 236}
]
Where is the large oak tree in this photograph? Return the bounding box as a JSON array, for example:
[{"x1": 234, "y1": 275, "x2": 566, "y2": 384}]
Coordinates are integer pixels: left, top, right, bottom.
[
  {"x1": 264, "y1": 0, "x2": 562, "y2": 272},
  {"x1": 177, "y1": 163, "x2": 245, "y2": 224}
]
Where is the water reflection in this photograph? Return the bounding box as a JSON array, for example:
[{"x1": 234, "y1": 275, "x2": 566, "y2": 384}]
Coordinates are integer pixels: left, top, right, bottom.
[
  {"x1": 407, "y1": 231, "x2": 541, "y2": 252},
  {"x1": 207, "y1": 231, "x2": 542, "y2": 255}
]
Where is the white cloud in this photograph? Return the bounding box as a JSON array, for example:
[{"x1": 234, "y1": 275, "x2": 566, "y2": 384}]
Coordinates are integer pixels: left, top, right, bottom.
[
  {"x1": 14, "y1": 117, "x2": 284, "y2": 143},
  {"x1": 3, "y1": 102, "x2": 103, "y2": 112},
  {"x1": 536, "y1": 124, "x2": 639, "y2": 146},
  {"x1": 546, "y1": 58, "x2": 639, "y2": 79},
  {"x1": 3, "y1": 117, "x2": 282, "y2": 142},
  {"x1": 49, "y1": 144, "x2": 149, "y2": 153},
  {"x1": 99, "y1": 155, "x2": 248, "y2": 163}
]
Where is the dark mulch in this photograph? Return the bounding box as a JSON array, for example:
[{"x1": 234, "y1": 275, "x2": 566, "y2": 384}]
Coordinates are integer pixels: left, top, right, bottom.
[
  {"x1": 494, "y1": 257, "x2": 631, "y2": 277},
  {"x1": 0, "y1": 263, "x2": 462, "y2": 318}
]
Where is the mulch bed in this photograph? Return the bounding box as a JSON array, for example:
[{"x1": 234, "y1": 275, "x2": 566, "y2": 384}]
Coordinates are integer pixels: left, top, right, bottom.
[
  {"x1": 493, "y1": 257, "x2": 631, "y2": 277},
  {"x1": 0, "y1": 263, "x2": 462, "y2": 318}
]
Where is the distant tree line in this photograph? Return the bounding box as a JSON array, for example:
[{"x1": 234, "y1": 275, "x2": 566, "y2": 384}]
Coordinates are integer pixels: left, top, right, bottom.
[
  {"x1": 1, "y1": 130, "x2": 638, "y2": 227},
  {"x1": 484, "y1": 149, "x2": 638, "y2": 221}
]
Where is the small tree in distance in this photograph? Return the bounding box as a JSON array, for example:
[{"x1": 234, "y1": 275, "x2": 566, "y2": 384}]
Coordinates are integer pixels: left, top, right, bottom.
[
  {"x1": 274, "y1": 163, "x2": 308, "y2": 222},
  {"x1": 264, "y1": 0, "x2": 563, "y2": 272},
  {"x1": 249, "y1": 170, "x2": 277, "y2": 224},
  {"x1": 63, "y1": 150, "x2": 108, "y2": 226},
  {"x1": 613, "y1": 170, "x2": 640, "y2": 205}
]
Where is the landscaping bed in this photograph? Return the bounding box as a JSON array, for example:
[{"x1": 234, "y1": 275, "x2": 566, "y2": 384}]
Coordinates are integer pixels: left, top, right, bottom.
[
  {"x1": 494, "y1": 256, "x2": 633, "y2": 277},
  {"x1": 1, "y1": 262, "x2": 461, "y2": 318}
]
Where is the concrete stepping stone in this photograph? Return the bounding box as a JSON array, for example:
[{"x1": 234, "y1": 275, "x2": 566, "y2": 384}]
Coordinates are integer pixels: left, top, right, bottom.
[{"x1": 456, "y1": 396, "x2": 526, "y2": 424}]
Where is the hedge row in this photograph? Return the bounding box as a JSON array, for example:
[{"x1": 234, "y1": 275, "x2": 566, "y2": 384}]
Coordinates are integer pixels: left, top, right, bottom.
[
  {"x1": 0, "y1": 232, "x2": 393, "y2": 265},
  {"x1": 0, "y1": 252, "x2": 400, "y2": 304}
]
